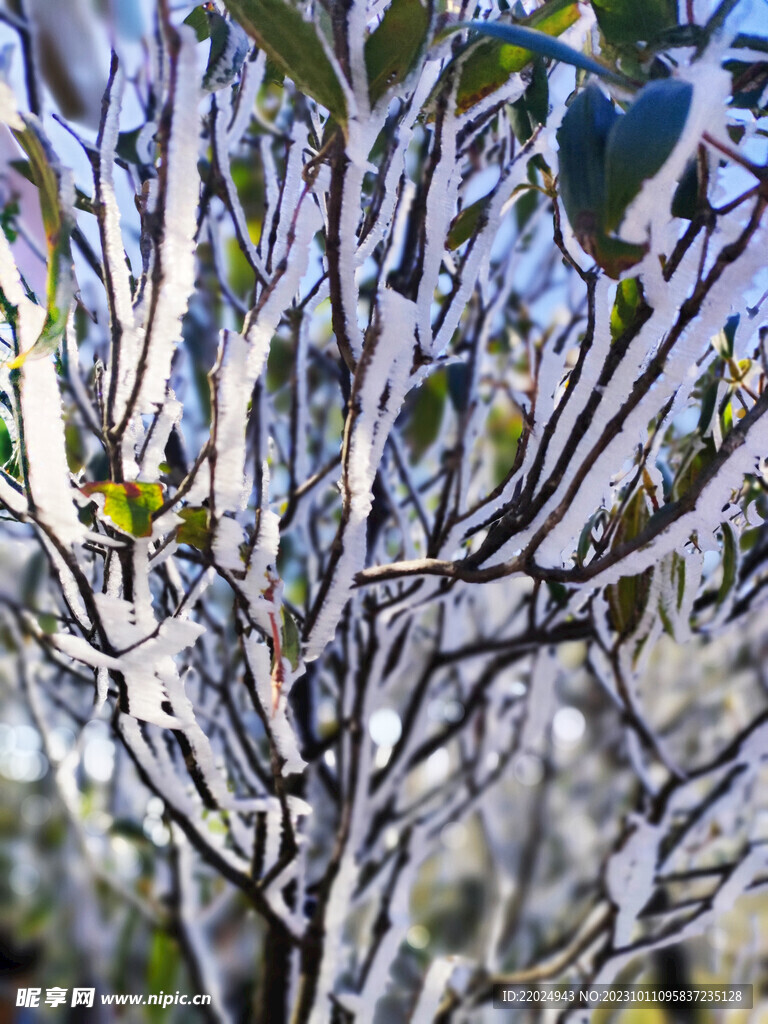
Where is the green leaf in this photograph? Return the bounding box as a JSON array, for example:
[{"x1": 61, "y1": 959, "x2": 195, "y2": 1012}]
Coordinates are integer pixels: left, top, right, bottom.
[
  {"x1": 146, "y1": 932, "x2": 179, "y2": 1024},
  {"x1": 403, "y1": 371, "x2": 447, "y2": 457},
  {"x1": 516, "y1": 187, "x2": 539, "y2": 234},
  {"x1": 675, "y1": 552, "x2": 685, "y2": 610},
  {"x1": 8, "y1": 118, "x2": 75, "y2": 369},
  {"x1": 486, "y1": 397, "x2": 523, "y2": 486},
  {"x1": 183, "y1": 5, "x2": 211, "y2": 41},
  {"x1": 81, "y1": 481, "x2": 164, "y2": 537},
  {"x1": 446, "y1": 194, "x2": 492, "y2": 250},
  {"x1": 509, "y1": 58, "x2": 549, "y2": 142},
  {"x1": 176, "y1": 507, "x2": 211, "y2": 549},
  {"x1": 37, "y1": 612, "x2": 58, "y2": 635},
  {"x1": 224, "y1": 0, "x2": 347, "y2": 127},
  {"x1": 603, "y1": 78, "x2": 692, "y2": 232},
  {"x1": 280, "y1": 606, "x2": 301, "y2": 670},
  {"x1": 365, "y1": 0, "x2": 431, "y2": 106},
  {"x1": 0, "y1": 418, "x2": 11, "y2": 466},
  {"x1": 605, "y1": 488, "x2": 652, "y2": 636},
  {"x1": 610, "y1": 276, "x2": 641, "y2": 340},
  {"x1": 717, "y1": 521, "x2": 737, "y2": 606},
  {"x1": 697, "y1": 379, "x2": 718, "y2": 436},
  {"x1": 449, "y1": 0, "x2": 580, "y2": 115},
  {"x1": 590, "y1": 0, "x2": 677, "y2": 46}
]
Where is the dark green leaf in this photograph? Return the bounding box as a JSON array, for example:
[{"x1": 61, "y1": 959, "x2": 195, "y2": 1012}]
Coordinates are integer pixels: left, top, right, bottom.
[
  {"x1": 603, "y1": 79, "x2": 692, "y2": 232},
  {"x1": 717, "y1": 521, "x2": 737, "y2": 606},
  {"x1": 712, "y1": 314, "x2": 738, "y2": 358},
  {"x1": 0, "y1": 418, "x2": 11, "y2": 466},
  {"x1": 365, "y1": 0, "x2": 431, "y2": 106},
  {"x1": 697, "y1": 379, "x2": 719, "y2": 435},
  {"x1": 509, "y1": 58, "x2": 549, "y2": 142},
  {"x1": 224, "y1": 0, "x2": 347, "y2": 126},
  {"x1": 727, "y1": 59, "x2": 768, "y2": 114},
  {"x1": 590, "y1": 0, "x2": 677, "y2": 46},
  {"x1": 447, "y1": 362, "x2": 470, "y2": 413},
  {"x1": 515, "y1": 185, "x2": 540, "y2": 234},
  {"x1": 671, "y1": 157, "x2": 698, "y2": 219},
  {"x1": 203, "y1": 10, "x2": 250, "y2": 91},
  {"x1": 446, "y1": 194, "x2": 491, "y2": 250}
]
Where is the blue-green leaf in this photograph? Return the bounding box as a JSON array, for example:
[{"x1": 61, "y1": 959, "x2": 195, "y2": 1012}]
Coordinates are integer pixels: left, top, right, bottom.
[
  {"x1": 557, "y1": 83, "x2": 617, "y2": 239},
  {"x1": 452, "y1": 19, "x2": 625, "y2": 83},
  {"x1": 603, "y1": 78, "x2": 692, "y2": 232},
  {"x1": 203, "y1": 9, "x2": 250, "y2": 91}
]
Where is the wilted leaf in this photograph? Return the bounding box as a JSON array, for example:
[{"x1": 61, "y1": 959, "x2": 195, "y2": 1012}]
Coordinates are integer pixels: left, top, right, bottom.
[
  {"x1": 365, "y1": 0, "x2": 430, "y2": 106},
  {"x1": 8, "y1": 119, "x2": 75, "y2": 369},
  {"x1": 81, "y1": 481, "x2": 164, "y2": 537},
  {"x1": 224, "y1": 0, "x2": 347, "y2": 126}
]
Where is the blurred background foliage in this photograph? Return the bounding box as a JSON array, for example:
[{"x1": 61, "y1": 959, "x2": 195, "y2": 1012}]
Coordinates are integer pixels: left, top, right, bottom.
[{"x1": 0, "y1": 0, "x2": 767, "y2": 1020}]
